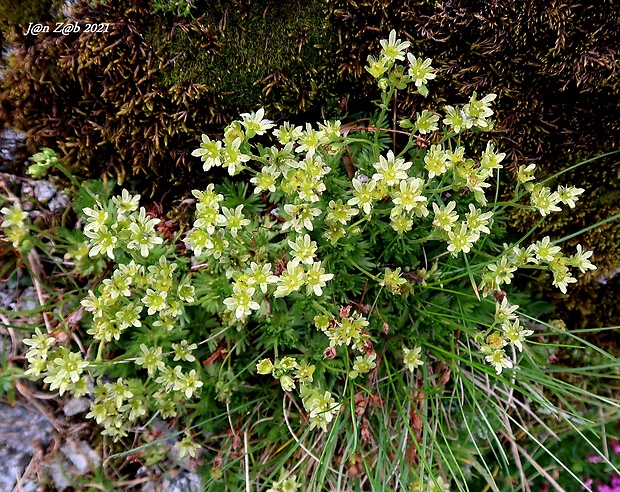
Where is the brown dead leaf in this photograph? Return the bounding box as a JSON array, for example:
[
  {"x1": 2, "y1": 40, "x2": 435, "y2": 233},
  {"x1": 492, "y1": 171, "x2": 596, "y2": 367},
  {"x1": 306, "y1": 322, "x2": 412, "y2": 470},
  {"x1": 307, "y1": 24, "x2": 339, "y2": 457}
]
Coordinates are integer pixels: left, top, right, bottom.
[
  {"x1": 360, "y1": 417, "x2": 372, "y2": 443},
  {"x1": 202, "y1": 344, "x2": 226, "y2": 366},
  {"x1": 354, "y1": 394, "x2": 368, "y2": 418},
  {"x1": 342, "y1": 148, "x2": 356, "y2": 179},
  {"x1": 370, "y1": 394, "x2": 383, "y2": 409}
]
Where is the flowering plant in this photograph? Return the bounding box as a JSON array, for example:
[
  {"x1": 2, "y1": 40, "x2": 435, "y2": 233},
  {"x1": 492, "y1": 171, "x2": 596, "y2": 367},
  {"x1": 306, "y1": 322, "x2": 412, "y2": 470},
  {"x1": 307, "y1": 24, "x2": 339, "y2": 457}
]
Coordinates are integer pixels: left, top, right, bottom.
[{"x1": 4, "y1": 31, "x2": 615, "y2": 491}]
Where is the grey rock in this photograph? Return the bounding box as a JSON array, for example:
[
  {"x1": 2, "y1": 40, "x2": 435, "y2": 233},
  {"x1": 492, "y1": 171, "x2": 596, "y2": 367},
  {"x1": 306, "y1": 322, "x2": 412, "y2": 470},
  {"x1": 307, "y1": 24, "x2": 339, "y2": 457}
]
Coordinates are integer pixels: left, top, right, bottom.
[
  {"x1": 60, "y1": 440, "x2": 100, "y2": 474},
  {"x1": 163, "y1": 471, "x2": 201, "y2": 492},
  {"x1": 140, "y1": 471, "x2": 201, "y2": 492},
  {"x1": 0, "y1": 402, "x2": 53, "y2": 454},
  {"x1": 47, "y1": 461, "x2": 73, "y2": 491},
  {"x1": 47, "y1": 440, "x2": 101, "y2": 490},
  {"x1": 32, "y1": 181, "x2": 58, "y2": 203},
  {"x1": 23, "y1": 180, "x2": 62, "y2": 205},
  {"x1": 48, "y1": 193, "x2": 70, "y2": 212},
  {"x1": 0, "y1": 128, "x2": 26, "y2": 161},
  {"x1": 11, "y1": 287, "x2": 38, "y2": 313},
  {"x1": 0, "y1": 447, "x2": 32, "y2": 491},
  {"x1": 142, "y1": 481, "x2": 157, "y2": 492},
  {"x1": 0, "y1": 290, "x2": 13, "y2": 311},
  {"x1": 63, "y1": 397, "x2": 90, "y2": 417},
  {"x1": 0, "y1": 402, "x2": 53, "y2": 491},
  {"x1": 17, "y1": 479, "x2": 38, "y2": 492},
  {"x1": 597, "y1": 267, "x2": 620, "y2": 285},
  {"x1": 62, "y1": 0, "x2": 82, "y2": 17}
]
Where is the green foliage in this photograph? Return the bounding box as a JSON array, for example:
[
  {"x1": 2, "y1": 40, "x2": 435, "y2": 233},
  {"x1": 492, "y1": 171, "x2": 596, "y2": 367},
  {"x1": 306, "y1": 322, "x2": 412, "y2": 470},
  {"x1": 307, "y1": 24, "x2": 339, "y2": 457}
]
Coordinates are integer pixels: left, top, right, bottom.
[
  {"x1": 3, "y1": 33, "x2": 619, "y2": 491},
  {"x1": 467, "y1": 397, "x2": 620, "y2": 491},
  {"x1": 151, "y1": 0, "x2": 195, "y2": 18},
  {"x1": 3, "y1": 1, "x2": 620, "y2": 322}
]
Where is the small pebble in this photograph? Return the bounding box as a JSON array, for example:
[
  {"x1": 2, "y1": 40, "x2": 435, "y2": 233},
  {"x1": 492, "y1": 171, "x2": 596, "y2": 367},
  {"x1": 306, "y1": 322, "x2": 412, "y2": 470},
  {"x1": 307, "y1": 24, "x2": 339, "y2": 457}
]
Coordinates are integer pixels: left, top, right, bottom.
[
  {"x1": 63, "y1": 397, "x2": 90, "y2": 417},
  {"x1": 60, "y1": 440, "x2": 100, "y2": 474}
]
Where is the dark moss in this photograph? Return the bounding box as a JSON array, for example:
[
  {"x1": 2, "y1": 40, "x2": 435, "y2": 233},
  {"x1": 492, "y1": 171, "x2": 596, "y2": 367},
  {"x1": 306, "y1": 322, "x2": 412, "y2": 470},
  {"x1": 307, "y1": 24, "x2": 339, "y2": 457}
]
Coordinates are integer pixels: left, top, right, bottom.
[
  {"x1": 0, "y1": 0, "x2": 56, "y2": 33},
  {"x1": 146, "y1": 0, "x2": 338, "y2": 113}
]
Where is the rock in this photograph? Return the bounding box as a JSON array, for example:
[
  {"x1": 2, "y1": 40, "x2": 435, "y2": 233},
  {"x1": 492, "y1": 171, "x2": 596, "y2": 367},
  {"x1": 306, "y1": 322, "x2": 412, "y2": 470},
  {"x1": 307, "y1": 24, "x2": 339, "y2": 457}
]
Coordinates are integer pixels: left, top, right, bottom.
[
  {"x1": 46, "y1": 461, "x2": 73, "y2": 491},
  {"x1": 0, "y1": 128, "x2": 26, "y2": 162},
  {"x1": 59, "y1": 440, "x2": 100, "y2": 474},
  {"x1": 0, "y1": 289, "x2": 13, "y2": 311},
  {"x1": 597, "y1": 267, "x2": 620, "y2": 285},
  {"x1": 142, "y1": 481, "x2": 157, "y2": 492},
  {"x1": 140, "y1": 470, "x2": 201, "y2": 492},
  {"x1": 21, "y1": 179, "x2": 69, "y2": 210},
  {"x1": 0, "y1": 402, "x2": 53, "y2": 491},
  {"x1": 11, "y1": 286, "x2": 38, "y2": 313},
  {"x1": 32, "y1": 181, "x2": 57, "y2": 203},
  {"x1": 63, "y1": 397, "x2": 90, "y2": 417},
  {"x1": 17, "y1": 479, "x2": 38, "y2": 492},
  {"x1": 0, "y1": 446, "x2": 32, "y2": 491},
  {"x1": 48, "y1": 192, "x2": 70, "y2": 212},
  {"x1": 47, "y1": 440, "x2": 101, "y2": 490},
  {"x1": 163, "y1": 471, "x2": 201, "y2": 492}
]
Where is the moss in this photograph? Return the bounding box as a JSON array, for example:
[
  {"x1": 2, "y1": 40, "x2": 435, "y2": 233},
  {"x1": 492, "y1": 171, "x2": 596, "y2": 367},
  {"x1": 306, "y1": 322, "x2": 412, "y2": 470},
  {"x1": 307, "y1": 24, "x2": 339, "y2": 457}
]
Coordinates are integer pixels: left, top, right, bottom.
[
  {"x1": 0, "y1": 0, "x2": 55, "y2": 32},
  {"x1": 4, "y1": 0, "x2": 620, "y2": 185},
  {"x1": 556, "y1": 273, "x2": 620, "y2": 333},
  {"x1": 3, "y1": 0, "x2": 620, "y2": 193},
  {"x1": 145, "y1": 0, "x2": 338, "y2": 114}
]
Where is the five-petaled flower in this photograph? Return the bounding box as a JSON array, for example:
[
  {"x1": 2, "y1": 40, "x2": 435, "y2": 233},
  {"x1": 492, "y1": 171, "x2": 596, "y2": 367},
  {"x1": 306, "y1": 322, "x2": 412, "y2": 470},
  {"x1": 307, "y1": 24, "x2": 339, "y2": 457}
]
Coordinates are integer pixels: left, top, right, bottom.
[{"x1": 403, "y1": 346, "x2": 424, "y2": 372}]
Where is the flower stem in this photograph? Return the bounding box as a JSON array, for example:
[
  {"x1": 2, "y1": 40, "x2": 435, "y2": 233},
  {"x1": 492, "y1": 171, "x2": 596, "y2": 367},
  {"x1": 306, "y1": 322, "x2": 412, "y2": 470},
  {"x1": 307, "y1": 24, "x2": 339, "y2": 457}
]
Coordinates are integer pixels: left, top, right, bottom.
[{"x1": 350, "y1": 260, "x2": 379, "y2": 282}]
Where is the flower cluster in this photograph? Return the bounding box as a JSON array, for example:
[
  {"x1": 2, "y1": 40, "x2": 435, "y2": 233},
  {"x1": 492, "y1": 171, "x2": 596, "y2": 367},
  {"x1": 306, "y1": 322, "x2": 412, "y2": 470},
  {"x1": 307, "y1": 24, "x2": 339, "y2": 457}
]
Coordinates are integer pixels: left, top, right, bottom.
[
  {"x1": 181, "y1": 30, "x2": 596, "y2": 388},
  {"x1": 191, "y1": 109, "x2": 274, "y2": 175},
  {"x1": 256, "y1": 356, "x2": 339, "y2": 431},
  {"x1": 81, "y1": 251, "x2": 194, "y2": 343},
  {"x1": 82, "y1": 190, "x2": 163, "y2": 260},
  {"x1": 186, "y1": 118, "x2": 340, "y2": 322},
  {"x1": 299, "y1": 385, "x2": 341, "y2": 432},
  {"x1": 366, "y1": 30, "x2": 435, "y2": 97},
  {"x1": 27, "y1": 147, "x2": 58, "y2": 177},
  {"x1": 22, "y1": 328, "x2": 57, "y2": 378},
  {"x1": 175, "y1": 433, "x2": 201, "y2": 459},
  {"x1": 0, "y1": 202, "x2": 30, "y2": 248},
  {"x1": 479, "y1": 239, "x2": 594, "y2": 373},
  {"x1": 412, "y1": 476, "x2": 451, "y2": 492},
  {"x1": 256, "y1": 356, "x2": 316, "y2": 392},
  {"x1": 13, "y1": 31, "x2": 602, "y2": 466},
  {"x1": 512, "y1": 161, "x2": 585, "y2": 216},
  {"x1": 314, "y1": 310, "x2": 372, "y2": 353},
  {"x1": 403, "y1": 346, "x2": 424, "y2": 373},
  {"x1": 481, "y1": 295, "x2": 535, "y2": 374},
  {"x1": 19, "y1": 188, "x2": 205, "y2": 439},
  {"x1": 266, "y1": 471, "x2": 301, "y2": 492},
  {"x1": 22, "y1": 330, "x2": 90, "y2": 397},
  {"x1": 528, "y1": 181, "x2": 584, "y2": 217},
  {"x1": 480, "y1": 238, "x2": 595, "y2": 297}
]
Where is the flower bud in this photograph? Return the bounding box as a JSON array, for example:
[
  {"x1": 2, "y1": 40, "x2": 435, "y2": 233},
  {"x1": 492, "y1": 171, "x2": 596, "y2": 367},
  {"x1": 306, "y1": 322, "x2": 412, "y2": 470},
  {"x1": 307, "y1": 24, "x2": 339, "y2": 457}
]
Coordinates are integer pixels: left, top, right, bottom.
[{"x1": 323, "y1": 346, "x2": 337, "y2": 359}]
